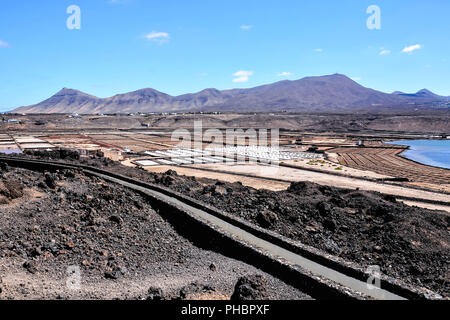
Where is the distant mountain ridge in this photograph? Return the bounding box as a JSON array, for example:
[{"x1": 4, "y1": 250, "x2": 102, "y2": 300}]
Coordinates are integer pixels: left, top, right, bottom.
[
  {"x1": 12, "y1": 74, "x2": 450, "y2": 114},
  {"x1": 392, "y1": 88, "x2": 449, "y2": 100}
]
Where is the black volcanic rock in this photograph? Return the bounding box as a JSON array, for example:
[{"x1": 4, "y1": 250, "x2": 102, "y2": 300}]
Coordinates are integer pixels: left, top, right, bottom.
[{"x1": 231, "y1": 275, "x2": 269, "y2": 300}]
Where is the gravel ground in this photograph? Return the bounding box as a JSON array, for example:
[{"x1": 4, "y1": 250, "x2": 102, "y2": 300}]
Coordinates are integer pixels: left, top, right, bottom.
[
  {"x1": 15, "y1": 151, "x2": 450, "y2": 297},
  {"x1": 170, "y1": 176, "x2": 449, "y2": 297},
  {"x1": 0, "y1": 163, "x2": 311, "y2": 300}
]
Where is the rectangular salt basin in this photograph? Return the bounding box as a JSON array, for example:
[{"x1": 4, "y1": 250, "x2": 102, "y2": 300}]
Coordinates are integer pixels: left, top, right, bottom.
[
  {"x1": 156, "y1": 159, "x2": 176, "y2": 165},
  {"x1": 191, "y1": 158, "x2": 204, "y2": 164},
  {"x1": 201, "y1": 157, "x2": 221, "y2": 163},
  {"x1": 20, "y1": 143, "x2": 55, "y2": 149},
  {"x1": 154, "y1": 151, "x2": 172, "y2": 156},
  {"x1": 166, "y1": 150, "x2": 192, "y2": 157},
  {"x1": 171, "y1": 158, "x2": 192, "y2": 164},
  {"x1": 0, "y1": 144, "x2": 21, "y2": 150},
  {"x1": 0, "y1": 144, "x2": 19, "y2": 149},
  {"x1": 136, "y1": 160, "x2": 160, "y2": 166},
  {"x1": 144, "y1": 151, "x2": 163, "y2": 157},
  {"x1": 15, "y1": 137, "x2": 46, "y2": 143}
]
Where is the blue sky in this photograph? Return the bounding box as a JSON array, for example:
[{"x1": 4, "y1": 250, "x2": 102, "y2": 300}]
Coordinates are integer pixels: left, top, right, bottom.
[{"x1": 1, "y1": 0, "x2": 449, "y2": 111}]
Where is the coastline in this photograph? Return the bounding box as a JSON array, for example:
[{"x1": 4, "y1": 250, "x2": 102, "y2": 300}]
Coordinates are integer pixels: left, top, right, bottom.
[{"x1": 386, "y1": 140, "x2": 450, "y2": 170}]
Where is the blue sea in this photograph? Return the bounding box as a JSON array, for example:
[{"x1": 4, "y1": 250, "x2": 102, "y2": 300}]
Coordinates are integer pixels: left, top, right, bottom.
[
  {"x1": 0, "y1": 149, "x2": 22, "y2": 154},
  {"x1": 386, "y1": 140, "x2": 450, "y2": 170}
]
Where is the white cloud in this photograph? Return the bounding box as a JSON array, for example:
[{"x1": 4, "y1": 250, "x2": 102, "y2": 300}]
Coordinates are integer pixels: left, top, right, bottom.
[
  {"x1": 233, "y1": 70, "x2": 253, "y2": 83},
  {"x1": 402, "y1": 44, "x2": 422, "y2": 53},
  {"x1": 278, "y1": 72, "x2": 292, "y2": 77},
  {"x1": 350, "y1": 77, "x2": 362, "y2": 81},
  {"x1": 0, "y1": 40, "x2": 10, "y2": 48},
  {"x1": 240, "y1": 25, "x2": 252, "y2": 30},
  {"x1": 145, "y1": 31, "x2": 170, "y2": 44},
  {"x1": 379, "y1": 49, "x2": 391, "y2": 55},
  {"x1": 314, "y1": 48, "x2": 323, "y2": 52}
]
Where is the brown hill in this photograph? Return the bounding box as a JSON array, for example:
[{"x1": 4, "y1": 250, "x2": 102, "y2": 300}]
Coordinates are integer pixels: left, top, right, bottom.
[{"x1": 13, "y1": 74, "x2": 449, "y2": 114}]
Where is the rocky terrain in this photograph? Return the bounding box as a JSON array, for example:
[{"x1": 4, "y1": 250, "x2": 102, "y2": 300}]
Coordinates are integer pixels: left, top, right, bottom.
[
  {"x1": 46, "y1": 153, "x2": 448, "y2": 297},
  {"x1": 5, "y1": 151, "x2": 450, "y2": 297},
  {"x1": 0, "y1": 162, "x2": 310, "y2": 300},
  {"x1": 166, "y1": 174, "x2": 450, "y2": 297},
  {"x1": 3, "y1": 112, "x2": 450, "y2": 134}
]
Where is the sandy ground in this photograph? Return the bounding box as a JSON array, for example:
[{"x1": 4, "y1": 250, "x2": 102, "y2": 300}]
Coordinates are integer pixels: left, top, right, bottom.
[
  {"x1": 294, "y1": 156, "x2": 450, "y2": 193},
  {"x1": 401, "y1": 201, "x2": 450, "y2": 215},
  {"x1": 138, "y1": 165, "x2": 289, "y2": 191},
  {"x1": 282, "y1": 158, "x2": 391, "y2": 179},
  {"x1": 198, "y1": 163, "x2": 450, "y2": 202},
  {"x1": 407, "y1": 181, "x2": 450, "y2": 193},
  {"x1": 129, "y1": 162, "x2": 450, "y2": 212}
]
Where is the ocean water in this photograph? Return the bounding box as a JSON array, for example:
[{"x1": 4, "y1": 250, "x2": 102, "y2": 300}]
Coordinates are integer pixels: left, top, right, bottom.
[
  {"x1": 386, "y1": 140, "x2": 450, "y2": 170},
  {"x1": 0, "y1": 149, "x2": 22, "y2": 154}
]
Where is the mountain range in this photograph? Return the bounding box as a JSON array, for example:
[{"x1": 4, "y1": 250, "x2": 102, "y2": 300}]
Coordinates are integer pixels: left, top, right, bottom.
[{"x1": 12, "y1": 74, "x2": 450, "y2": 114}]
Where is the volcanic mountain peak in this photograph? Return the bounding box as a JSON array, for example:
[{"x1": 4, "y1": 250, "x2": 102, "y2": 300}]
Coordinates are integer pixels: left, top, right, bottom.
[
  {"x1": 298, "y1": 73, "x2": 357, "y2": 84},
  {"x1": 392, "y1": 88, "x2": 447, "y2": 100},
  {"x1": 306, "y1": 73, "x2": 350, "y2": 80},
  {"x1": 12, "y1": 73, "x2": 450, "y2": 114},
  {"x1": 415, "y1": 89, "x2": 438, "y2": 97},
  {"x1": 196, "y1": 88, "x2": 223, "y2": 95},
  {"x1": 128, "y1": 88, "x2": 169, "y2": 96},
  {"x1": 56, "y1": 87, "x2": 94, "y2": 96}
]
